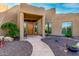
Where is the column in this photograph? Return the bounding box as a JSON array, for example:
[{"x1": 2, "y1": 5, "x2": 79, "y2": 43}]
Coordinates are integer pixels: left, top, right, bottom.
[
  {"x1": 42, "y1": 15, "x2": 45, "y2": 37},
  {"x1": 20, "y1": 12, "x2": 24, "y2": 41}
]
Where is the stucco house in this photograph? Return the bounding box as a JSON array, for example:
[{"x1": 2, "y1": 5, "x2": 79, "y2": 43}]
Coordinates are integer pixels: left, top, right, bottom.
[{"x1": 0, "y1": 3, "x2": 79, "y2": 40}]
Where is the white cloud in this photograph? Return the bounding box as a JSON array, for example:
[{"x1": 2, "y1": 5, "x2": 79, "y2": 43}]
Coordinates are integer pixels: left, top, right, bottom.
[{"x1": 62, "y1": 3, "x2": 79, "y2": 8}]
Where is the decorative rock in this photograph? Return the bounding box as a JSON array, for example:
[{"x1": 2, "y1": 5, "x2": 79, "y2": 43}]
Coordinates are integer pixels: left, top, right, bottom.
[
  {"x1": 0, "y1": 36, "x2": 4, "y2": 40},
  {"x1": 4, "y1": 37, "x2": 14, "y2": 41},
  {"x1": 76, "y1": 42, "x2": 79, "y2": 48},
  {"x1": 64, "y1": 49, "x2": 68, "y2": 52}
]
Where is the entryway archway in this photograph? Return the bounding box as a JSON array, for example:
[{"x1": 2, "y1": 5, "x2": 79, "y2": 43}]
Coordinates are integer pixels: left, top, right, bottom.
[
  {"x1": 24, "y1": 13, "x2": 43, "y2": 36},
  {"x1": 19, "y1": 12, "x2": 45, "y2": 41}
]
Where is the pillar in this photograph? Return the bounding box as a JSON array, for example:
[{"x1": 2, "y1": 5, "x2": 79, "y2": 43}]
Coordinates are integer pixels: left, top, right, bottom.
[
  {"x1": 20, "y1": 12, "x2": 24, "y2": 41},
  {"x1": 42, "y1": 15, "x2": 45, "y2": 37}
]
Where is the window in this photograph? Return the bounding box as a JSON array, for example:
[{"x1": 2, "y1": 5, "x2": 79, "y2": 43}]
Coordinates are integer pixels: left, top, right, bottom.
[
  {"x1": 24, "y1": 22, "x2": 27, "y2": 33},
  {"x1": 34, "y1": 23, "x2": 38, "y2": 33},
  {"x1": 62, "y1": 22, "x2": 72, "y2": 37},
  {"x1": 45, "y1": 23, "x2": 52, "y2": 35}
]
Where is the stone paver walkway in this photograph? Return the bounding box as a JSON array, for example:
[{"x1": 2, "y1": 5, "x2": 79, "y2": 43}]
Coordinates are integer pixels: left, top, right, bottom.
[{"x1": 25, "y1": 36, "x2": 54, "y2": 56}]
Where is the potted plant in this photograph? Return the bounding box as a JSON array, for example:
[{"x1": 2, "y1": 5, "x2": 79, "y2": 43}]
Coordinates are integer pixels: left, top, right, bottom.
[
  {"x1": 67, "y1": 43, "x2": 79, "y2": 52},
  {"x1": 1, "y1": 22, "x2": 20, "y2": 41}
]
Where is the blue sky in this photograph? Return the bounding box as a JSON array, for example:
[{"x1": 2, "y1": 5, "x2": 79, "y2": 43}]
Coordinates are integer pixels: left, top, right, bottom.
[
  {"x1": 56, "y1": 3, "x2": 79, "y2": 14},
  {"x1": 31, "y1": 3, "x2": 79, "y2": 14},
  {"x1": 5, "y1": 3, "x2": 17, "y2": 7},
  {"x1": 62, "y1": 22, "x2": 72, "y2": 28},
  {"x1": 5, "y1": 3, "x2": 79, "y2": 14}
]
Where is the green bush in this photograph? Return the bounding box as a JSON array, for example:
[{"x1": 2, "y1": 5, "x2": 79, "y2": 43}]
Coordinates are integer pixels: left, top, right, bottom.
[
  {"x1": 65, "y1": 32, "x2": 72, "y2": 37},
  {"x1": 65, "y1": 27, "x2": 72, "y2": 37},
  {"x1": 1, "y1": 22, "x2": 19, "y2": 37},
  {"x1": 62, "y1": 26, "x2": 72, "y2": 37}
]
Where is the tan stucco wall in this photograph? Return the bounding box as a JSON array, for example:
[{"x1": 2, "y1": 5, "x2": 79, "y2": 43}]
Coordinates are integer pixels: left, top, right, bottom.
[
  {"x1": 45, "y1": 8, "x2": 55, "y2": 23},
  {"x1": 20, "y1": 3, "x2": 45, "y2": 16},
  {"x1": 0, "y1": 5, "x2": 19, "y2": 35},
  {"x1": 52, "y1": 14, "x2": 79, "y2": 36},
  {"x1": 45, "y1": 8, "x2": 55, "y2": 35},
  {"x1": 37, "y1": 19, "x2": 42, "y2": 35}
]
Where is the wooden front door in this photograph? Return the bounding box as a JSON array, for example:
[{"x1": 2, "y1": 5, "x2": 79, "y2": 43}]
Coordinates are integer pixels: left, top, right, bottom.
[{"x1": 27, "y1": 22, "x2": 34, "y2": 35}]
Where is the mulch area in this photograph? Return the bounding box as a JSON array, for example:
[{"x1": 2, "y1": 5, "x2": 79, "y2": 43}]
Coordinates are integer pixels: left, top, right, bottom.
[
  {"x1": 0, "y1": 41, "x2": 33, "y2": 56},
  {"x1": 41, "y1": 36, "x2": 79, "y2": 56}
]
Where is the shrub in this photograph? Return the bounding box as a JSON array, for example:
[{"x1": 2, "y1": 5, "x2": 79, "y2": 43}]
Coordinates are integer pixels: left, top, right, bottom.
[
  {"x1": 65, "y1": 31, "x2": 72, "y2": 37},
  {"x1": 62, "y1": 26, "x2": 72, "y2": 37},
  {"x1": 1, "y1": 22, "x2": 19, "y2": 37}
]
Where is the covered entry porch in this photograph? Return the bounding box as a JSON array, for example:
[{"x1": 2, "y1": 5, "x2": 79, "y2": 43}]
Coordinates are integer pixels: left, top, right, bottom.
[
  {"x1": 24, "y1": 13, "x2": 42, "y2": 35},
  {"x1": 19, "y1": 12, "x2": 45, "y2": 40}
]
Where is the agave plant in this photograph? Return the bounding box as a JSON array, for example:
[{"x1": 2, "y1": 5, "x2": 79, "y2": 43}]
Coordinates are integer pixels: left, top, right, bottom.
[{"x1": 1, "y1": 22, "x2": 19, "y2": 37}]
